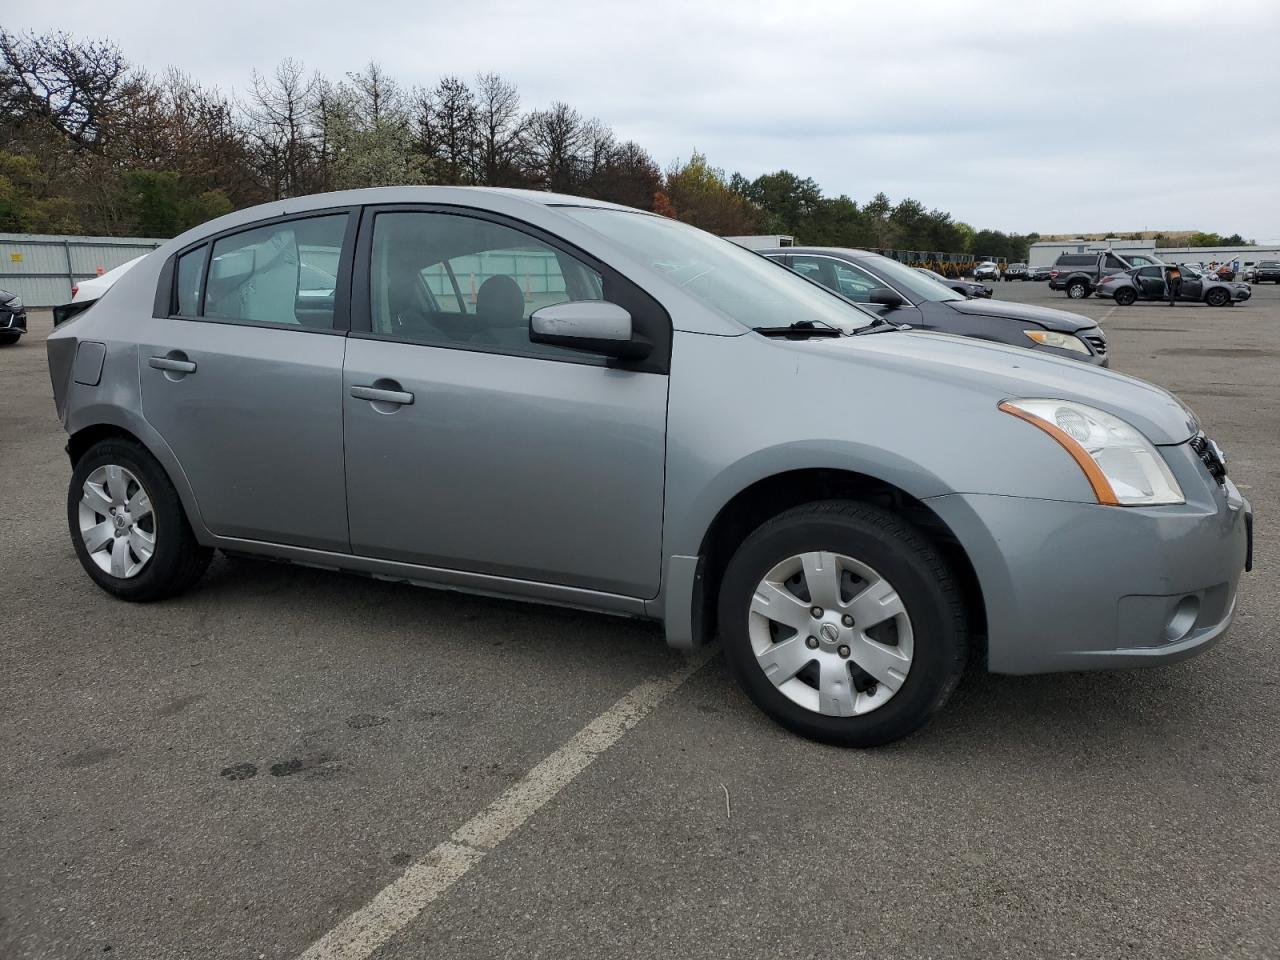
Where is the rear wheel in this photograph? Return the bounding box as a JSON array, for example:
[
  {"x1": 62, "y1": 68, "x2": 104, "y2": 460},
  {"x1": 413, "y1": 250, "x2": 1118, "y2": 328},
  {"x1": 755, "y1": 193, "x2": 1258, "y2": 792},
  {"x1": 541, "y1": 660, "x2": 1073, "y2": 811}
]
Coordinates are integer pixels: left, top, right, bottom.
[
  {"x1": 1205, "y1": 288, "x2": 1230, "y2": 307},
  {"x1": 718, "y1": 501, "x2": 967, "y2": 747},
  {"x1": 1066, "y1": 279, "x2": 1090, "y2": 299},
  {"x1": 1114, "y1": 287, "x2": 1138, "y2": 306},
  {"x1": 68, "y1": 439, "x2": 212, "y2": 601}
]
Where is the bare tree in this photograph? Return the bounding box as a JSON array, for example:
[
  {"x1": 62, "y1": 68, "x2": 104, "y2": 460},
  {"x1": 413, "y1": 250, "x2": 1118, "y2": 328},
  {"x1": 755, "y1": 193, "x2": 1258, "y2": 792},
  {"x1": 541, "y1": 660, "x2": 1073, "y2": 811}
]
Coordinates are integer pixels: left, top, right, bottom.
[
  {"x1": 527, "y1": 101, "x2": 584, "y2": 193},
  {"x1": 474, "y1": 72, "x2": 526, "y2": 186},
  {"x1": 243, "y1": 58, "x2": 319, "y2": 199},
  {"x1": 425, "y1": 75, "x2": 476, "y2": 185},
  {"x1": 0, "y1": 30, "x2": 140, "y2": 149}
]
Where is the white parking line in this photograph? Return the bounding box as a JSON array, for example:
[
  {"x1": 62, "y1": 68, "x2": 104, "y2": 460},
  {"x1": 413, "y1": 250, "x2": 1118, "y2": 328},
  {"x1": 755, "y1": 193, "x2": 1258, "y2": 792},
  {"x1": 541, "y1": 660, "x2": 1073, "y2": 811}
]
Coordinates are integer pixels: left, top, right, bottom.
[
  {"x1": 1100, "y1": 306, "x2": 1117, "y2": 324},
  {"x1": 295, "y1": 646, "x2": 716, "y2": 960}
]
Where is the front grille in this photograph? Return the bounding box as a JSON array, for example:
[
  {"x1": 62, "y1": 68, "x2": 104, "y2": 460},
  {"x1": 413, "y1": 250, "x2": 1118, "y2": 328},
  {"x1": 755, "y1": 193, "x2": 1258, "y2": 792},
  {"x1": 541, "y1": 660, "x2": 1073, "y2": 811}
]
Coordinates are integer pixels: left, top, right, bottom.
[
  {"x1": 1083, "y1": 333, "x2": 1107, "y2": 355},
  {"x1": 1190, "y1": 433, "x2": 1227, "y2": 485}
]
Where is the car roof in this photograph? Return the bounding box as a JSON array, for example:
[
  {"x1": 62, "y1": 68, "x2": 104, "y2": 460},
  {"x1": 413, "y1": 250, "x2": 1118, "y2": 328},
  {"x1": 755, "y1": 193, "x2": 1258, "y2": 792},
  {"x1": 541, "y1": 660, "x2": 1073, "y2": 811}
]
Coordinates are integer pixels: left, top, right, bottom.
[
  {"x1": 753, "y1": 246, "x2": 876, "y2": 259},
  {"x1": 162, "y1": 186, "x2": 638, "y2": 252}
]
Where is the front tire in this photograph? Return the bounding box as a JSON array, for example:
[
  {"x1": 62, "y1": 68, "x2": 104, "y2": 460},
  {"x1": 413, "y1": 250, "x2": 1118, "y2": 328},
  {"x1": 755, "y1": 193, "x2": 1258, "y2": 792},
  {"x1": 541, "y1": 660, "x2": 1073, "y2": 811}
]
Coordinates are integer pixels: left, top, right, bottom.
[
  {"x1": 717, "y1": 501, "x2": 967, "y2": 747},
  {"x1": 68, "y1": 438, "x2": 212, "y2": 601},
  {"x1": 0, "y1": 331, "x2": 20, "y2": 346},
  {"x1": 1205, "y1": 288, "x2": 1230, "y2": 307}
]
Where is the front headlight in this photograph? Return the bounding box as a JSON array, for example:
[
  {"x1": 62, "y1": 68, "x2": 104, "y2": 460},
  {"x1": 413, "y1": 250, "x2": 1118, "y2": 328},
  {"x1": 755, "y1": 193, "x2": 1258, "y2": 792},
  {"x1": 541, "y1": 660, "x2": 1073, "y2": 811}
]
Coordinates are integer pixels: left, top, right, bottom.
[
  {"x1": 7, "y1": 297, "x2": 21, "y2": 310},
  {"x1": 999, "y1": 399, "x2": 1185, "y2": 506},
  {"x1": 1023, "y1": 330, "x2": 1091, "y2": 354}
]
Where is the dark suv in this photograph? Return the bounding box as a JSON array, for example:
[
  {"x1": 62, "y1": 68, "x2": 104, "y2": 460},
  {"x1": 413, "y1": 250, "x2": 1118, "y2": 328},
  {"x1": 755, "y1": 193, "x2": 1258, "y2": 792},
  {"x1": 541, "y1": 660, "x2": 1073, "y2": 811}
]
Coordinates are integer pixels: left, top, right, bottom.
[
  {"x1": 1003, "y1": 262, "x2": 1030, "y2": 281},
  {"x1": 1252, "y1": 260, "x2": 1280, "y2": 283},
  {"x1": 1048, "y1": 251, "x2": 1163, "y2": 299}
]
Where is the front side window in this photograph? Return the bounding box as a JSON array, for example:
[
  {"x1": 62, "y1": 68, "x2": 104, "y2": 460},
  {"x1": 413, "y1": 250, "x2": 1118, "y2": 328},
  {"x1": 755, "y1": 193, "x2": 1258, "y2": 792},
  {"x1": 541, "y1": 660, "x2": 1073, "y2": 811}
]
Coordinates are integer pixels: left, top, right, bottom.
[
  {"x1": 789, "y1": 256, "x2": 881, "y2": 303},
  {"x1": 204, "y1": 214, "x2": 347, "y2": 328},
  {"x1": 369, "y1": 212, "x2": 605, "y2": 356}
]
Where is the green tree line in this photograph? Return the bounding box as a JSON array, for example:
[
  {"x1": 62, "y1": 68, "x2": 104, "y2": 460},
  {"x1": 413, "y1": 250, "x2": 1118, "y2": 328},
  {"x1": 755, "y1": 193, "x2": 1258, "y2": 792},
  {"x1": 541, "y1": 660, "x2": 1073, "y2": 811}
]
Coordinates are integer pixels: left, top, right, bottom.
[{"x1": 1, "y1": 28, "x2": 1195, "y2": 263}]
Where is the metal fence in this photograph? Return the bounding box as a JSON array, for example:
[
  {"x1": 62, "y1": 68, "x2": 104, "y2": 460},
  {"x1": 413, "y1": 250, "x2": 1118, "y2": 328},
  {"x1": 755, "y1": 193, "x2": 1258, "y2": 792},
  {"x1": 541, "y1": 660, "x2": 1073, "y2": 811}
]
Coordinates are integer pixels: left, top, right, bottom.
[{"x1": 0, "y1": 233, "x2": 166, "y2": 307}]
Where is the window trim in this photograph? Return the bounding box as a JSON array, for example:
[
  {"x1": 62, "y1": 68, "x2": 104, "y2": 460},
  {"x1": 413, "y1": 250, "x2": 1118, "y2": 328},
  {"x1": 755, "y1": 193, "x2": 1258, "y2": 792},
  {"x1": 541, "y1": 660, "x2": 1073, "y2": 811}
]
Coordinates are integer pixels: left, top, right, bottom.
[
  {"x1": 153, "y1": 206, "x2": 360, "y2": 336},
  {"x1": 351, "y1": 203, "x2": 672, "y2": 375}
]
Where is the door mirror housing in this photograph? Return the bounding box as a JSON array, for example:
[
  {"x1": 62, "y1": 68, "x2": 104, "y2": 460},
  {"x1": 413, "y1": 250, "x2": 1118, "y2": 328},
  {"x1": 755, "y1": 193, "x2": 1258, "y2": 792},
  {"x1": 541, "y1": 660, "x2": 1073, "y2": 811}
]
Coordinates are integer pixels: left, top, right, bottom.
[
  {"x1": 530, "y1": 301, "x2": 651, "y2": 360},
  {"x1": 869, "y1": 287, "x2": 906, "y2": 309}
]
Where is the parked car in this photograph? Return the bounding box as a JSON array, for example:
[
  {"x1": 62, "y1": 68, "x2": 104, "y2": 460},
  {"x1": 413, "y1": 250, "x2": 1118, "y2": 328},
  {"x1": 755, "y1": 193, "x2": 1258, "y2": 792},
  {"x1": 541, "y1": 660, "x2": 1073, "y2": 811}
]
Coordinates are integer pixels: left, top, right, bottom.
[
  {"x1": 1095, "y1": 264, "x2": 1252, "y2": 307},
  {"x1": 915, "y1": 267, "x2": 991, "y2": 299},
  {"x1": 1031, "y1": 266, "x2": 1053, "y2": 281},
  {"x1": 1251, "y1": 260, "x2": 1280, "y2": 283},
  {"x1": 765, "y1": 247, "x2": 1108, "y2": 365},
  {"x1": 47, "y1": 187, "x2": 1252, "y2": 747},
  {"x1": 53, "y1": 256, "x2": 148, "y2": 327},
  {"x1": 973, "y1": 261, "x2": 1000, "y2": 282},
  {"x1": 1048, "y1": 251, "x2": 1163, "y2": 299},
  {"x1": 1003, "y1": 262, "x2": 1030, "y2": 281},
  {"x1": 0, "y1": 288, "x2": 27, "y2": 345}
]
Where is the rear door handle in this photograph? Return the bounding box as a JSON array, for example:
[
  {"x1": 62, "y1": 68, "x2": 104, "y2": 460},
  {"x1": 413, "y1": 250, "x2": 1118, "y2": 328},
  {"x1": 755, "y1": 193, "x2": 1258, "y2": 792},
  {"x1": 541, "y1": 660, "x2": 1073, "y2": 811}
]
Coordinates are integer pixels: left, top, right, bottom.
[
  {"x1": 350, "y1": 384, "x2": 414, "y2": 406},
  {"x1": 148, "y1": 356, "x2": 197, "y2": 373}
]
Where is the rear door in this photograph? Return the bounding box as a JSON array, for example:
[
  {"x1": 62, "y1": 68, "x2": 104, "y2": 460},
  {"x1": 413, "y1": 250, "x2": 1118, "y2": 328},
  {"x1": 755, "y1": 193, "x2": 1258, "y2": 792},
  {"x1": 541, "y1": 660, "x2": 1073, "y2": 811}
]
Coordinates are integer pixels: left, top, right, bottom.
[
  {"x1": 137, "y1": 209, "x2": 356, "y2": 551},
  {"x1": 341, "y1": 206, "x2": 670, "y2": 597},
  {"x1": 1136, "y1": 266, "x2": 1166, "y2": 299}
]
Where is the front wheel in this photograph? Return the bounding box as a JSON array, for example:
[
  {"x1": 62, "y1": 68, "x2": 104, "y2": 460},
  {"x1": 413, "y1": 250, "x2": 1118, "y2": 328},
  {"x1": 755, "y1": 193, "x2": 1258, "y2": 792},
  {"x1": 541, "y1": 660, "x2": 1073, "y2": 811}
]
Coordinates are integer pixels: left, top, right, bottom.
[
  {"x1": 0, "y1": 331, "x2": 20, "y2": 346},
  {"x1": 717, "y1": 501, "x2": 967, "y2": 747},
  {"x1": 1205, "y1": 288, "x2": 1230, "y2": 307},
  {"x1": 1114, "y1": 287, "x2": 1138, "y2": 306},
  {"x1": 1066, "y1": 279, "x2": 1090, "y2": 299},
  {"x1": 68, "y1": 438, "x2": 212, "y2": 601}
]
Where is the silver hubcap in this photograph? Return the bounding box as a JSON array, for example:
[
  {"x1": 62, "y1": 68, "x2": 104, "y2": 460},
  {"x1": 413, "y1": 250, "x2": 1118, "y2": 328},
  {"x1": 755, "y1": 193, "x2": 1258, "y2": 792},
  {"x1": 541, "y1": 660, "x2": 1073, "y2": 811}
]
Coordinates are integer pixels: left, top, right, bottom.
[
  {"x1": 749, "y1": 551, "x2": 914, "y2": 717},
  {"x1": 78, "y1": 465, "x2": 155, "y2": 578}
]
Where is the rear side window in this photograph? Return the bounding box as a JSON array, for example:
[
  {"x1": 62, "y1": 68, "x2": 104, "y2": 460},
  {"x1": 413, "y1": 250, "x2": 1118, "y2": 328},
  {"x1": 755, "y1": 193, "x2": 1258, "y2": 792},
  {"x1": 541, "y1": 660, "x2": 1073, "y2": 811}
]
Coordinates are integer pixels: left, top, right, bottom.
[
  {"x1": 175, "y1": 246, "x2": 206, "y2": 316},
  {"x1": 1104, "y1": 255, "x2": 1127, "y2": 269},
  {"x1": 203, "y1": 215, "x2": 347, "y2": 328},
  {"x1": 1056, "y1": 255, "x2": 1093, "y2": 267}
]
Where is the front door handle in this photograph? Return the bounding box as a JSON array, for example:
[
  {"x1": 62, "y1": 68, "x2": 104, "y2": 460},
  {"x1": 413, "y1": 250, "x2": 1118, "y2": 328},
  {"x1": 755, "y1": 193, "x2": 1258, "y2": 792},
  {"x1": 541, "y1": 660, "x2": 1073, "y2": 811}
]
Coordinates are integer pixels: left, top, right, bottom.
[
  {"x1": 350, "y1": 384, "x2": 414, "y2": 406},
  {"x1": 149, "y1": 356, "x2": 197, "y2": 373}
]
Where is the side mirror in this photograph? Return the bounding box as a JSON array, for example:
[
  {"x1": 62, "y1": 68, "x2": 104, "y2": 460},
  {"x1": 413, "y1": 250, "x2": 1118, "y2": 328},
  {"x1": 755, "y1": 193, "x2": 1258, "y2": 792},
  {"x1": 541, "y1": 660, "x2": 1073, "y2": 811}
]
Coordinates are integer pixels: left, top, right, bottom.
[
  {"x1": 530, "y1": 301, "x2": 651, "y2": 361},
  {"x1": 869, "y1": 287, "x2": 906, "y2": 309}
]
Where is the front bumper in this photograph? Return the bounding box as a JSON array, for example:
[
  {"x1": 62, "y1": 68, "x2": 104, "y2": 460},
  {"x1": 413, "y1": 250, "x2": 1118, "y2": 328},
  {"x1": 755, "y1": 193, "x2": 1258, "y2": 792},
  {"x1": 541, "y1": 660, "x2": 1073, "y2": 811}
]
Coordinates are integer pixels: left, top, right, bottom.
[
  {"x1": 927, "y1": 447, "x2": 1251, "y2": 674},
  {"x1": 1, "y1": 308, "x2": 27, "y2": 333}
]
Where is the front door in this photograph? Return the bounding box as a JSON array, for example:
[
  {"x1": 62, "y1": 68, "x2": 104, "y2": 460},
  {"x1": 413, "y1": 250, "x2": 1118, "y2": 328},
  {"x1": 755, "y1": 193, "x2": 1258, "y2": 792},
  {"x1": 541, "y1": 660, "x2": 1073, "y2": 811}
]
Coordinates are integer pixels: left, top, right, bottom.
[
  {"x1": 138, "y1": 211, "x2": 353, "y2": 551},
  {"x1": 341, "y1": 208, "x2": 669, "y2": 598}
]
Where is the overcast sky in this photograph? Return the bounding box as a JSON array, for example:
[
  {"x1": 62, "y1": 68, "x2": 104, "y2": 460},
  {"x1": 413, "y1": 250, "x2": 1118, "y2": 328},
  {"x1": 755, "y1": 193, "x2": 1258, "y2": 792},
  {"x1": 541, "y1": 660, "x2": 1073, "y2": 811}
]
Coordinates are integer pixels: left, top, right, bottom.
[{"x1": 10, "y1": 0, "x2": 1280, "y2": 238}]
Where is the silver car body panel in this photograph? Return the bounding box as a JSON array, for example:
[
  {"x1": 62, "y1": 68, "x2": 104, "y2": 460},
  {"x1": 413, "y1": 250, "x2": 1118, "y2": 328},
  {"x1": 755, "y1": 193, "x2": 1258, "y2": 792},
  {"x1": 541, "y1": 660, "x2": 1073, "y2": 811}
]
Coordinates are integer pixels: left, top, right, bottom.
[{"x1": 47, "y1": 186, "x2": 1248, "y2": 675}]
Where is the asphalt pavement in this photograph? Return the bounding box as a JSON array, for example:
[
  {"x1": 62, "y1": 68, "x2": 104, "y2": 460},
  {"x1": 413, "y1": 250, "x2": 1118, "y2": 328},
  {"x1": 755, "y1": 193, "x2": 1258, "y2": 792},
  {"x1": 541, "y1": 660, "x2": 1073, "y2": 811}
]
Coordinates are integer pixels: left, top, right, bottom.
[{"x1": 2, "y1": 280, "x2": 1277, "y2": 959}]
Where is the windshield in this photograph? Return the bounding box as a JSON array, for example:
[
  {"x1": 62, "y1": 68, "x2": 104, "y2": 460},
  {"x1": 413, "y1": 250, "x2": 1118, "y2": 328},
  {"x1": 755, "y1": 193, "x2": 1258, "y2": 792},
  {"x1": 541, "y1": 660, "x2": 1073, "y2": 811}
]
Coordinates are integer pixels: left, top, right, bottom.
[
  {"x1": 560, "y1": 207, "x2": 876, "y2": 332},
  {"x1": 861, "y1": 254, "x2": 965, "y2": 303}
]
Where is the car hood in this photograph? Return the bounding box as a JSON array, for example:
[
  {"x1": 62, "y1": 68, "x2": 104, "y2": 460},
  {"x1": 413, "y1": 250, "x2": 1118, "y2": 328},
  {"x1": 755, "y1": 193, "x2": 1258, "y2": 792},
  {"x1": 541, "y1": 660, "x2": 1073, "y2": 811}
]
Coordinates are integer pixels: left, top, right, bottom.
[
  {"x1": 816, "y1": 329, "x2": 1197, "y2": 444},
  {"x1": 943, "y1": 297, "x2": 1097, "y2": 332}
]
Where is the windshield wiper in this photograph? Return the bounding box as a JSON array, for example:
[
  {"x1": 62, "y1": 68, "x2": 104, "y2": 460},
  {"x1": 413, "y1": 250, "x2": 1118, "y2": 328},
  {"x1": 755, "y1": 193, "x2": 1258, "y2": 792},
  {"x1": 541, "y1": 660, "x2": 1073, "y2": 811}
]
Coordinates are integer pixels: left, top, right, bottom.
[
  {"x1": 853, "y1": 316, "x2": 911, "y2": 335},
  {"x1": 752, "y1": 320, "x2": 842, "y2": 339}
]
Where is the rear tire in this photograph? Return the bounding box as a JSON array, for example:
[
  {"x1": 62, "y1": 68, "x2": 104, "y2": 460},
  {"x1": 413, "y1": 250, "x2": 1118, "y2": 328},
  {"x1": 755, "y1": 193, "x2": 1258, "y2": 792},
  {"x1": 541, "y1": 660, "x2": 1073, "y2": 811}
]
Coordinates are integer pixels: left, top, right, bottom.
[
  {"x1": 717, "y1": 500, "x2": 967, "y2": 748},
  {"x1": 1114, "y1": 287, "x2": 1138, "y2": 306},
  {"x1": 1066, "y1": 279, "x2": 1090, "y2": 299},
  {"x1": 68, "y1": 439, "x2": 212, "y2": 601}
]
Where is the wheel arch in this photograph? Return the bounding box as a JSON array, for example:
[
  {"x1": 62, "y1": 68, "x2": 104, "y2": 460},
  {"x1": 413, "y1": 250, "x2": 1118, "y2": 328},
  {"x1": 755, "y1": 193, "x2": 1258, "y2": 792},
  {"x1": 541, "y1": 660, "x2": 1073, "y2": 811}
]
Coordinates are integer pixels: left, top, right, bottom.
[
  {"x1": 65, "y1": 411, "x2": 209, "y2": 541},
  {"x1": 682, "y1": 467, "x2": 987, "y2": 659}
]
